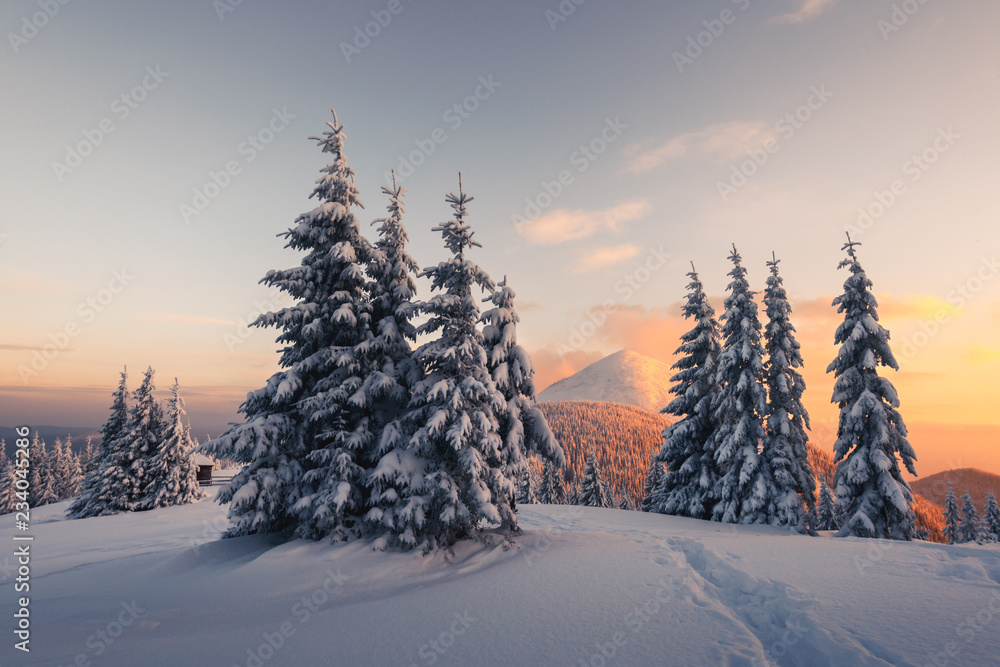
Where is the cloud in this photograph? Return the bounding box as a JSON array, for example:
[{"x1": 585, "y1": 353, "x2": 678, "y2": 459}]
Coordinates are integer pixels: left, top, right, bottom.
[
  {"x1": 625, "y1": 122, "x2": 776, "y2": 173},
  {"x1": 772, "y1": 0, "x2": 839, "y2": 24},
  {"x1": 136, "y1": 313, "x2": 236, "y2": 326},
  {"x1": 521, "y1": 199, "x2": 650, "y2": 245},
  {"x1": 0, "y1": 343, "x2": 75, "y2": 352},
  {"x1": 0, "y1": 268, "x2": 75, "y2": 295},
  {"x1": 961, "y1": 346, "x2": 1000, "y2": 364},
  {"x1": 873, "y1": 293, "x2": 959, "y2": 322},
  {"x1": 573, "y1": 244, "x2": 641, "y2": 273}
]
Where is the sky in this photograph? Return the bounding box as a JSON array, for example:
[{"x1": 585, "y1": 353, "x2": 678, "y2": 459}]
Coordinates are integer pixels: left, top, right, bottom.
[{"x1": 1, "y1": 0, "x2": 997, "y2": 478}]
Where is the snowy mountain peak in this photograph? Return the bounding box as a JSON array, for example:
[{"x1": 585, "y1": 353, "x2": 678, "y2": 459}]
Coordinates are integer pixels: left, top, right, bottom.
[{"x1": 537, "y1": 350, "x2": 675, "y2": 414}]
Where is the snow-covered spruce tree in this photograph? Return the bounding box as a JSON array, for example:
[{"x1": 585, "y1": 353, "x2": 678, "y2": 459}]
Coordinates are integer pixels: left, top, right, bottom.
[
  {"x1": 370, "y1": 175, "x2": 512, "y2": 551},
  {"x1": 653, "y1": 263, "x2": 722, "y2": 520},
  {"x1": 49, "y1": 438, "x2": 66, "y2": 498},
  {"x1": 984, "y1": 492, "x2": 1000, "y2": 542},
  {"x1": 816, "y1": 475, "x2": 839, "y2": 530},
  {"x1": 68, "y1": 368, "x2": 129, "y2": 519},
  {"x1": 517, "y1": 465, "x2": 538, "y2": 505},
  {"x1": 641, "y1": 454, "x2": 664, "y2": 512},
  {"x1": 942, "y1": 484, "x2": 960, "y2": 545},
  {"x1": 204, "y1": 110, "x2": 377, "y2": 540},
  {"x1": 100, "y1": 366, "x2": 164, "y2": 513},
  {"x1": 54, "y1": 437, "x2": 82, "y2": 500},
  {"x1": 540, "y1": 458, "x2": 567, "y2": 505},
  {"x1": 142, "y1": 380, "x2": 203, "y2": 509},
  {"x1": 0, "y1": 440, "x2": 17, "y2": 514},
  {"x1": 617, "y1": 488, "x2": 636, "y2": 511},
  {"x1": 828, "y1": 235, "x2": 917, "y2": 540},
  {"x1": 30, "y1": 435, "x2": 59, "y2": 507},
  {"x1": 959, "y1": 491, "x2": 980, "y2": 544},
  {"x1": 762, "y1": 253, "x2": 816, "y2": 531},
  {"x1": 711, "y1": 246, "x2": 775, "y2": 525},
  {"x1": 579, "y1": 446, "x2": 611, "y2": 508},
  {"x1": 567, "y1": 480, "x2": 581, "y2": 506},
  {"x1": 364, "y1": 171, "x2": 424, "y2": 539},
  {"x1": 481, "y1": 275, "x2": 565, "y2": 506}
]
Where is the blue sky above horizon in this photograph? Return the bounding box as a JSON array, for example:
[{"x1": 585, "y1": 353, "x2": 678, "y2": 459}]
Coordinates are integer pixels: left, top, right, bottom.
[{"x1": 1, "y1": 0, "x2": 998, "y2": 477}]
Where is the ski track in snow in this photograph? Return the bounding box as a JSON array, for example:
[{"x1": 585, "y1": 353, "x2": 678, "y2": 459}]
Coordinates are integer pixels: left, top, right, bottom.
[{"x1": 660, "y1": 536, "x2": 911, "y2": 666}]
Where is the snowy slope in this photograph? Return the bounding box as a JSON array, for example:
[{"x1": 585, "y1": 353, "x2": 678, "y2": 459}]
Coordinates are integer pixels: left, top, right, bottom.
[
  {"x1": 538, "y1": 349, "x2": 675, "y2": 414},
  {"x1": 3, "y1": 496, "x2": 1000, "y2": 666}
]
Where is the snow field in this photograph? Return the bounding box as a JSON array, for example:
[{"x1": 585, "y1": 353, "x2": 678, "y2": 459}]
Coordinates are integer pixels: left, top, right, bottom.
[{"x1": 1, "y1": 497, "x2": 999, "y2": 666}]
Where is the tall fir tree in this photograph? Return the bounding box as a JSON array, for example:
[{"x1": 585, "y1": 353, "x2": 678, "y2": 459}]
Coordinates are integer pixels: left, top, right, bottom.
[
  {"x1": 100, "y1": 367, "x2": 164, "y2": 513},
  {"x1": 653, "y1": 263, "x2": 722, "y2": 519},
  {"x1": 362, "y1": 173, "x2": 424, "y2": 539},
  {"x1": 204, "y1": 110, "x2": 377, "y2": 540},
  {"x1": 711, "y1": 246, "x2": 775, "y2": 525},
  {"x1": 481, "y1": 275, "x2": 565, "y2": 504},
  {"x1": 942, "y1": 484, "x2": 960, "y2": 545},
  {"x1": 68, "y1": 368, "x2": 129, "y2": 518},
  {"x1": 982, "y1": 492, "x2": 1000, "y2": 542},
  {"x1": 370, "y1": 175, "x2": 511, "y2": 551},
  {"x1": 959, "y1": 490, "x2": 980, "y2": 544},
  {"x1": 143, "y1": 380, "x2": 204, "y2": 509},
  {"x1": 579, "y1": 446, "x2": 611, "y2": 508},
  {"x1": 828, "y1": 234, "x2": 917, "y2": 540},
  {"x1": 816, "y1": 475, "x2": 839, "y2": 531},
  {"x1": 762, "y1": 253, "x2": 815, "y2": 531},
  {"x1": 641, "y1": 453, "x2": 664, "y2": 512}
]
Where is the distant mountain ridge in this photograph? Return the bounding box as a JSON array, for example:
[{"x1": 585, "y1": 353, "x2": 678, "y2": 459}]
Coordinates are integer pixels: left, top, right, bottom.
[
  {"x1": 538, "y1": 349, "x2": 675, "y2": 414},
  {"x1": 0, "y1": 426, "x2": 99, "y2": 458},
  {"x1": 911, "y1": 468, "x2": 1000, "y2": 509}
]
